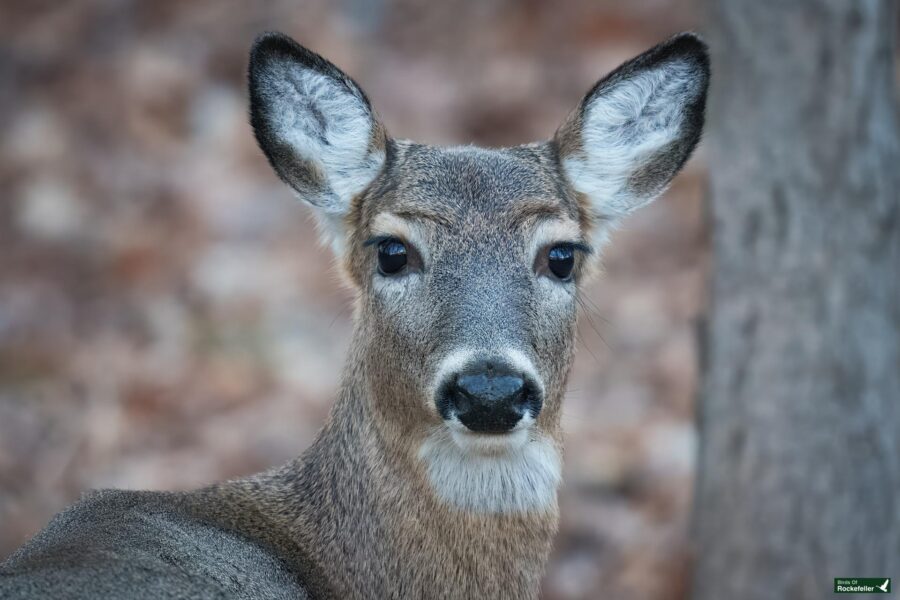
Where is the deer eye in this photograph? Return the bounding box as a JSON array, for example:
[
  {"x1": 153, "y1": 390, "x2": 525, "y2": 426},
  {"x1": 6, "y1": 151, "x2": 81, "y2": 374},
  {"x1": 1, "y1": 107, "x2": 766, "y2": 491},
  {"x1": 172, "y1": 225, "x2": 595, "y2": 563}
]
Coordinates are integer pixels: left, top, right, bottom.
[
  {"x1": 547, "y1": 244, "x2": 575, "y2": 280},
  {"x1": 377, "y1": 239, "x2": 408, "y2": 275}
]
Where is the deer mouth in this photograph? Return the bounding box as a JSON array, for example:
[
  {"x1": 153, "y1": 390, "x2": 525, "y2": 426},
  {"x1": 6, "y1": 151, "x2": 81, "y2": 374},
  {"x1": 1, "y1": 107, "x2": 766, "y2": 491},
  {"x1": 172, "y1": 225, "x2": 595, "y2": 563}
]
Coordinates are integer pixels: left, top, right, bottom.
[{"x1": 444, "y1": 412, "x2": 535, "y2": 455}]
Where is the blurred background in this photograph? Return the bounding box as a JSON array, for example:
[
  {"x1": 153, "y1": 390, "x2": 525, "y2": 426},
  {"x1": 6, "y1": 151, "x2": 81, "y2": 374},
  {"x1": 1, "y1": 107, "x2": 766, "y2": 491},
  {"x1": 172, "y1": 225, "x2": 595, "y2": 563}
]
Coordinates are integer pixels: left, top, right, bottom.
[{"x1": 3, "y1": 0, "x2": 717, "y2": 598}]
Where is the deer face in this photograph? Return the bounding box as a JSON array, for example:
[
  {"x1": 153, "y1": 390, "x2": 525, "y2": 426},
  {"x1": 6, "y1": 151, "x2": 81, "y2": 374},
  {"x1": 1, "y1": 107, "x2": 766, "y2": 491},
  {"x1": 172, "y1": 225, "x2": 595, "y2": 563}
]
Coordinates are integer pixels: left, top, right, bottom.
[
  {"x1": 249, "y1": 33, "x2": 708, "y2": 512},
  {"x1": 347, "y1": 144, "x2": 584, "y2": 448}
]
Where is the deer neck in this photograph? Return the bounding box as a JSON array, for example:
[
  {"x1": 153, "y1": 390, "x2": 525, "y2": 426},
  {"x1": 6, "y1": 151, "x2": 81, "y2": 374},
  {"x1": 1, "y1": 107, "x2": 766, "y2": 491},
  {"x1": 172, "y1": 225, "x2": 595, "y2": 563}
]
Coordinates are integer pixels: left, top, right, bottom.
[{"x1": 268, "y1": 341, "x2": 560, "y2": 599}]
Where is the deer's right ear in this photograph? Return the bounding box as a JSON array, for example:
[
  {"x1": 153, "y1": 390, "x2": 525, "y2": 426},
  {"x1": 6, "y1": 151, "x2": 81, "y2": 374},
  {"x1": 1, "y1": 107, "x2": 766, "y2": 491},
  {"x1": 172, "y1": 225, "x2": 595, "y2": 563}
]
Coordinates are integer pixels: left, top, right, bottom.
[
  {"x1": 554, "y1": 33, "x2": 709, "y2": 245},
  {"x1": 249, "y1": 33, "x2": 387, "y2": 248}
]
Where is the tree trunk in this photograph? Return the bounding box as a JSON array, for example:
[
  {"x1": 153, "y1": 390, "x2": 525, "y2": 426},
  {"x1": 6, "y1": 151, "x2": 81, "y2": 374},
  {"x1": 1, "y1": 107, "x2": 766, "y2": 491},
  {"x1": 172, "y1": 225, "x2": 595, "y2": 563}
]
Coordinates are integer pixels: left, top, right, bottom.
[{"x1": 693, "y1": 2, "x2": 900, "y2": 599}]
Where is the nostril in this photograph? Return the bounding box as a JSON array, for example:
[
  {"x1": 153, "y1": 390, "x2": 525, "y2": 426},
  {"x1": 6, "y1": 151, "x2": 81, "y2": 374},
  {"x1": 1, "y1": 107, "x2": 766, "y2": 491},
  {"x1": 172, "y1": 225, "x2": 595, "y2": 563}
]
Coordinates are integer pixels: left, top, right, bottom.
[{"x1": 452, "y1": 387, "x2": 472, "y2": 414}]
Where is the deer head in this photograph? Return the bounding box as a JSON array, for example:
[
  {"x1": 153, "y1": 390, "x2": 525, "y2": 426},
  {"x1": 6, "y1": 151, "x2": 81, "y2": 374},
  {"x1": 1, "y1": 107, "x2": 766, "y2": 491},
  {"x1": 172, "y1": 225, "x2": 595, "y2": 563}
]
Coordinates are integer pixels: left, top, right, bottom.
[{"x1": 248, "y1": 32, "x2": 709, "y2": 514}]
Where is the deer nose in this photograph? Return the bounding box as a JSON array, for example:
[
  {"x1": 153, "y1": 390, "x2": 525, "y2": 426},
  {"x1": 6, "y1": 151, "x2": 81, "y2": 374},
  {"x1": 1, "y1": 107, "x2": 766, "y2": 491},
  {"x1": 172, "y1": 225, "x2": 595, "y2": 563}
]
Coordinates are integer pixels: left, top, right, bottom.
[{"x1": 440, "y1": 361, "x2": 541, "y2": 434}]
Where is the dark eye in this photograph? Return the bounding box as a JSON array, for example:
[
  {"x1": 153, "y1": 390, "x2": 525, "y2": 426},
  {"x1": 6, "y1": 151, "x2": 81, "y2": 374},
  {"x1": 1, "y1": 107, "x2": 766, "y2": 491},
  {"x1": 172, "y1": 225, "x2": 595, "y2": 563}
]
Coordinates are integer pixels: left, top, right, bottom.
[
  {"x1": 377, "y1": 239, "x2": 408, "y2": 275},
  {"x1": 547, "y1": 244, "x2": 575, "y2": 280}
]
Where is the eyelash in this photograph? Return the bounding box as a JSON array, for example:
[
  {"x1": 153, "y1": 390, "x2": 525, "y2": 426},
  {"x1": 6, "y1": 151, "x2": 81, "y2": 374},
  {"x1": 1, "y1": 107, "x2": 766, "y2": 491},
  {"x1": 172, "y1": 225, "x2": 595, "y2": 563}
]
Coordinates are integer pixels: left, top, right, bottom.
[
  {"x1": 554, "y1": 241, "x2": 592, "y2": 255},
  {"x1": 363, "y1": 234, "x2": 397, "y2": 248}
]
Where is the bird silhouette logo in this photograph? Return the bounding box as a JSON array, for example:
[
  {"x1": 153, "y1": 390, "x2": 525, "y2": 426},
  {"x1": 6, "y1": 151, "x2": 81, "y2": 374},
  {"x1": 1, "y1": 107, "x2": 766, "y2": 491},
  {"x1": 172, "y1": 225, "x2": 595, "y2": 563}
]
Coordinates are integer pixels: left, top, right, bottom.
[{"x1": 877, "y1": 579, "x2": 890, "y2": 593}]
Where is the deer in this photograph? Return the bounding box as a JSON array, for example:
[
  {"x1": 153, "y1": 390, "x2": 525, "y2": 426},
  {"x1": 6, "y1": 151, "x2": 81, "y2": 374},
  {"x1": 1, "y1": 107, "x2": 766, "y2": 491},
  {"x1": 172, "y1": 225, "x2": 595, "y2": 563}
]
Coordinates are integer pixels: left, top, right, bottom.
[{"x1": 0, "y1": 31, "x2": 708, "y2": 599}]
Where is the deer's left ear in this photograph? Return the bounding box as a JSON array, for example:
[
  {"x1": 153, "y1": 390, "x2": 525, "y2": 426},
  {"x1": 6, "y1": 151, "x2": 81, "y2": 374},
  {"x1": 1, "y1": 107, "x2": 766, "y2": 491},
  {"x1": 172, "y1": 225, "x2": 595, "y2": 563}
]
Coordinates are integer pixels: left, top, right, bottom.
[
  {"x1": 249, "y1": 32, "x2": 387, "y2": 254},
  {"x1": 555, "y1": 33, "x2": 709, "y2": 235}
]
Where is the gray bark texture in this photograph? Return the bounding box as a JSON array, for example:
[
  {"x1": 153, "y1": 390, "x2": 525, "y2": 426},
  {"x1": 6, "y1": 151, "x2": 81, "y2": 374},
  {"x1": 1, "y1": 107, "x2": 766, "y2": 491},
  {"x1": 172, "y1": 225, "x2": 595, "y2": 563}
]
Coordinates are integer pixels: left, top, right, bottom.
[{"x1": 693, "y1": 1, "x2": 900, "y2": 599}]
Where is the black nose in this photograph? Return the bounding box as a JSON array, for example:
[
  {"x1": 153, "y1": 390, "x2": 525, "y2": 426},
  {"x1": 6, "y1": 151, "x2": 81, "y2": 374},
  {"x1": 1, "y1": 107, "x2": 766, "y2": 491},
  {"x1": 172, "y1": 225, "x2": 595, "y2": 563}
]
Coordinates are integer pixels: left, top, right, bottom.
[{"x1": 438, "y1": 360, "x2": 542, "y2": 434}]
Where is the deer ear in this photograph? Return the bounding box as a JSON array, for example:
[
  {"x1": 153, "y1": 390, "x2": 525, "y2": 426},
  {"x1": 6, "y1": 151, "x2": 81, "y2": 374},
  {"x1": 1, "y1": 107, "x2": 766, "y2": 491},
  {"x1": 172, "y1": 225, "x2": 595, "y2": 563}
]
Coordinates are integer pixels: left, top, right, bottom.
[
  {"x1": 249, "y1": 33, "x2": 387, "y2": 250},
  {"x1": 555, "y1": 33, "x2": 709, "y2": 238}
]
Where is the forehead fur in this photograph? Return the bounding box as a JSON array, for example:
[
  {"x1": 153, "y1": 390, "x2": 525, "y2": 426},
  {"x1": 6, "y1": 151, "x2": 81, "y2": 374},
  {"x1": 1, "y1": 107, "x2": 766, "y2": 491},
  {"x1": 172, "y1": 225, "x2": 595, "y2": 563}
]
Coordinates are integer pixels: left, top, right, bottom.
[{"x1": 357, "y1": 142, "x2": 583, "y2": 231}]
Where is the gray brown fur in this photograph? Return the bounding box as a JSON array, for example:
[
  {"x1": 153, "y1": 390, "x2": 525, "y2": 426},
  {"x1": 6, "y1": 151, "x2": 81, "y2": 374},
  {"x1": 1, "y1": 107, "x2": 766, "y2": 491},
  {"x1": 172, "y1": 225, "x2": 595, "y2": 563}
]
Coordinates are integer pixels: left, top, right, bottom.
[{"x1": 1, "y1": 31, "x2": 708, "y2": 599}]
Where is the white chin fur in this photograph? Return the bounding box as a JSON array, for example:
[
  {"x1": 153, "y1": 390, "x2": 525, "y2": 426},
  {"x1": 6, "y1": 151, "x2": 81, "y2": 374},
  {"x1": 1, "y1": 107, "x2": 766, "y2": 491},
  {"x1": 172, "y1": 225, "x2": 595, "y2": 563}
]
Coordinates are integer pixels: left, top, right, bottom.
[{"x1": 417, "y1": 417, "x2": 561, "y2": 514}]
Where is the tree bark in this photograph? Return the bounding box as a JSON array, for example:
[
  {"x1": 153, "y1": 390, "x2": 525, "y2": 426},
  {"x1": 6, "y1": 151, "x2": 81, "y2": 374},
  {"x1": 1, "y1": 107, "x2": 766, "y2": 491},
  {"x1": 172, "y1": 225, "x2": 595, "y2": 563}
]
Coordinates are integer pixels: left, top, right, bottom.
[{"x1": 693, "y1": 2, "x2": 900, "y2": 599}]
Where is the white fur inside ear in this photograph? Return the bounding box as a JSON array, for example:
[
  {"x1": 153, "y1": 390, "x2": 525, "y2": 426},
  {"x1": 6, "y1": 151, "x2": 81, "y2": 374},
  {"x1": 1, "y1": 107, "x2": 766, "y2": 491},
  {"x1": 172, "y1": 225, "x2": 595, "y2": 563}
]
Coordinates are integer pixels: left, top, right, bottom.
[
  {"x1": 562, "y1": 59, "x2": 700, "y2": 220},
  {"x1": 418, "y1": 427, "x2": 561, "y2": 514},
  {"x1": 262, "y1": 60, "x2": 384, "y2": 210}
]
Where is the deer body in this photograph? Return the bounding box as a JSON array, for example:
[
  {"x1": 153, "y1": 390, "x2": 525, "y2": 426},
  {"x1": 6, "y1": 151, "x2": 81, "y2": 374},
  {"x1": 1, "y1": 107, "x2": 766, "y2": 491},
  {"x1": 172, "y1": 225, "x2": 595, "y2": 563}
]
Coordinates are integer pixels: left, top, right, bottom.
[
  {"x1": 1, "y1": 330, "x2": 555, "y2": 598},
  {"x1": 0, "y1": 32, "x2": 708, "y2": 599}
]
